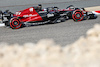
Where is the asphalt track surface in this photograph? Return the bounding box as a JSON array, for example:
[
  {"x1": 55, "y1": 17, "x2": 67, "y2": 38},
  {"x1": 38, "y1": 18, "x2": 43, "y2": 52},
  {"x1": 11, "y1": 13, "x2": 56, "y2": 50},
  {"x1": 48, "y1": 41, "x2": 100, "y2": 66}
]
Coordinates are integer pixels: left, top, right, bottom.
[
  {"x1": 0, "y1": 0, "x2": 100, "y2": 12},
  {"x1": 0, "y1": 0, "x2": 100, "y2": 45}
]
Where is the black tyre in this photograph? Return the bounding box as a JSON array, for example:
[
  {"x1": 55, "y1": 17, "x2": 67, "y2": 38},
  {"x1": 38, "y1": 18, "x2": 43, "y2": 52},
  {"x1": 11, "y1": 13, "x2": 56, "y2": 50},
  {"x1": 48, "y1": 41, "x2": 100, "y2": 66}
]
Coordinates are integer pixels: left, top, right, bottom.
[
  {"x1": 10, "y1": 17, "x2": 22, "y2": 29},
  {"x1": 72, "y1": 9, "x2": 84, "y2": 22}
]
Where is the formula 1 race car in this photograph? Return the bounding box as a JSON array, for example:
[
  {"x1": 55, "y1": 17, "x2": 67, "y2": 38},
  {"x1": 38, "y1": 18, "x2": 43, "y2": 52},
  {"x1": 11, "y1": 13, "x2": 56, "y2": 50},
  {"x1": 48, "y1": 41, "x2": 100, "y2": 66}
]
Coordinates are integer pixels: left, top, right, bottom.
[
  {"x1": 0, "y1": 5, "x2": 67, "y2": 29},
  {"x1": 58, "y1": 5, "x2": 97, "y2": 21},
  {"x1": 0, "y1": 5, "x2": 97, "y2": 29}
]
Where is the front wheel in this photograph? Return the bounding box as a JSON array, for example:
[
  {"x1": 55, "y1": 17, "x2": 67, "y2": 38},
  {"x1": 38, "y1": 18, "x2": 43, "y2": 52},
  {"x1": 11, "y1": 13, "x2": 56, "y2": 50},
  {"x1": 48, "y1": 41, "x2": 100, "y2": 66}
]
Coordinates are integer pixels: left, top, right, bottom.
[
  {"x1": 72, "y1": 9, "x2": 84, "y2": 22},
  {"x1": 10, "y1": 17, "x2": 22, "y2": 29}
]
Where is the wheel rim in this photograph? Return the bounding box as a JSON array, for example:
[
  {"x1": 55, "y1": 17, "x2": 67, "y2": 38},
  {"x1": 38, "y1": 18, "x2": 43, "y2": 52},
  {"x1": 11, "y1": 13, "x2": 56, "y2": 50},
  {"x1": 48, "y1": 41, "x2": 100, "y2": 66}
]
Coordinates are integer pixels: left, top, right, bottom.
[
  {"x1": 72, "y1": 10, "x2": 84, "y2": 21},
  {"x1": 12, "y1": 19, "x2": 20, "y2": 27},
  {"x1": 10, "y1": 18, "x2": 22, "y2": 29},
  {"x1": 75, "y1": 12, "x2": 82, "y2": 19}
]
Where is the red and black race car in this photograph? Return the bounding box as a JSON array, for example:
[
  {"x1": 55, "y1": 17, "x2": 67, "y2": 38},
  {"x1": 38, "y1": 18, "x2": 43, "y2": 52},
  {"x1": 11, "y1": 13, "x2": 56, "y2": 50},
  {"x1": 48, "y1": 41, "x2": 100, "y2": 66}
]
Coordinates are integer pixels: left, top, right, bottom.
[
  {"x1": 0, "y1": 4, "x2": 67, "y2": 29},
  {"x1": 57, "y1": 5, "x2": 97, "y2": 21},
  {"x1": 0, "y1": 5, "x2": 97, "y2": 29}
]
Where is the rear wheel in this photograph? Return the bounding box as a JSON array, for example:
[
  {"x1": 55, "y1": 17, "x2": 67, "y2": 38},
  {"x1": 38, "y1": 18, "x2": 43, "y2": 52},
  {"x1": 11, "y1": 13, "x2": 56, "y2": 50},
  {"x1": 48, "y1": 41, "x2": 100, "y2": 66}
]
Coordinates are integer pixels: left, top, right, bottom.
[
  {"x1": 72, "y1": 9, "x2": 84, "y2": 22},
  {"x1": 10, "y1": 17, "x2": 22, "y2": 29}
]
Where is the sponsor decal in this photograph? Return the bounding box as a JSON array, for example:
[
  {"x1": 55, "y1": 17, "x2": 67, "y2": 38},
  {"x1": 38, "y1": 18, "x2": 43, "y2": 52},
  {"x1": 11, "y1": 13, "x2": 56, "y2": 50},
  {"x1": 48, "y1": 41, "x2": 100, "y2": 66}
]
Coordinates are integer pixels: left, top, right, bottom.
[
  {"x1": 23, "y1": 14, "x2": 37, "y2": 17},
  {"x1": 29, "y1": 8, "x2": 34, "y2": 12},
  {"x1": 16, "y1": 12, "x2": 21, "y2": 15}
]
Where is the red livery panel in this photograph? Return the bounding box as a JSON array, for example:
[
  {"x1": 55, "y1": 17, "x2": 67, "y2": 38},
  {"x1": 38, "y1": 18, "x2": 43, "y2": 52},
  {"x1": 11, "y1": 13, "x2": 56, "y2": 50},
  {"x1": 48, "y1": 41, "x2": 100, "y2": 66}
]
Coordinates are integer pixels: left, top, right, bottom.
[{"x1": 14, "y1": 7, "x2": 43, "y2": 22}]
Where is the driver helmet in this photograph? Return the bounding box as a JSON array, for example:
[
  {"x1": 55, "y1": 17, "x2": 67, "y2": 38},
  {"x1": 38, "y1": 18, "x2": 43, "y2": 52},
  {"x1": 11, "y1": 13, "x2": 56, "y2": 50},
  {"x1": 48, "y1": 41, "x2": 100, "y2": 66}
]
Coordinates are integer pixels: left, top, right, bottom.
[{"x1": 38, "y1": 4, "x2": 42, "y2": 10}]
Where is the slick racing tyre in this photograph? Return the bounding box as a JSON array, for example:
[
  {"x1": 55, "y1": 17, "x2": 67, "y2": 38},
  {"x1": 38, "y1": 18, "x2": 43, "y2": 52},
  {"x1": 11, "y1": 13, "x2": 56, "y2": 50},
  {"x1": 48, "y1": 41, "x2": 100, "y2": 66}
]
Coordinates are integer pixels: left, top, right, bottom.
[
  {"x1": 10, "y1": 17, "x2": 22, "y2": 29},
  {"x1": 72, "y1": 9, "x2": 84, "y2": 22}
]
